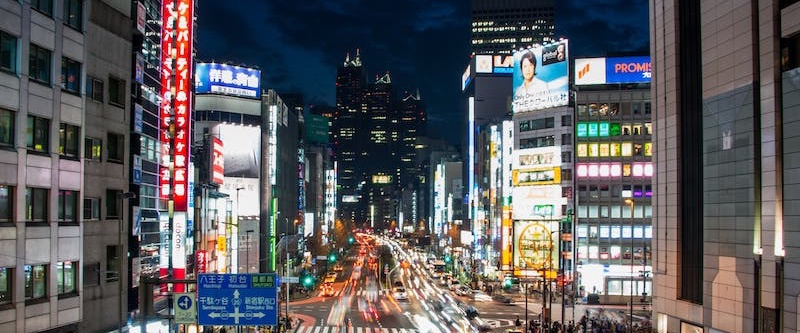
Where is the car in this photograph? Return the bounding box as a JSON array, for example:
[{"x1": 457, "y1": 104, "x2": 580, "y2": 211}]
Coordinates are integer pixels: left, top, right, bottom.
[
  {"x1": 392, "y1": 287, "x2": 408, "y2": 300},
  {"x1": 449, "y1": 280, "x2": 461, "y2": 291},
  {"x1": 333, "y1": 264, "x2": 344, "y2": 272},
  {"x1": 324, "y1": 272, "x2": 337, "y2": 283},
  {"x1": 393, "y1": 280, "x2": 404, "y2": 287},
  {"x1": 321, "y1": 283, "x2": 336, "y2": 297},
  {"x1": 455, "y1": 285, "x2": 473, "y2": 296},
  {"x1": 492, "y1": 294, "x2": 513, "y2": 304}
]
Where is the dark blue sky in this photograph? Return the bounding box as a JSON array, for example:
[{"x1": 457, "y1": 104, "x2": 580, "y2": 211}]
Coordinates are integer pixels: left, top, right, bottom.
[{"x1": 197, "y1": 0, "x2": 649, "y2": 144}]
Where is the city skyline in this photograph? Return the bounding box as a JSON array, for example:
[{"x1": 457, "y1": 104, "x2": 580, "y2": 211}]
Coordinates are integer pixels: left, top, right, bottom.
[{"x1": 196, "y1": 0, "x2": 649, "y2": 145}]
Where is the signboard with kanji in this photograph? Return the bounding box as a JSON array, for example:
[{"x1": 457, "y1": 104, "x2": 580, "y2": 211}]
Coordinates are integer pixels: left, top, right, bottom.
[{"x1": 197, "y1": 273, "x2": 278, "y2": 326}]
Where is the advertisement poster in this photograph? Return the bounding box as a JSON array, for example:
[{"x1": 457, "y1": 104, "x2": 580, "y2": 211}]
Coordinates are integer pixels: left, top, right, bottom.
[
  {"x1": 512, "y1": 40, "x2": 569, "y2": 113},
  {"x1": 513, "y1": 221, "x2": 559, "y2": 272}
]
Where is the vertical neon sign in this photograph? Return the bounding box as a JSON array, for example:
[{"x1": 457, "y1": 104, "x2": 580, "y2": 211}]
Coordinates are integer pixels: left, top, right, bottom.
[{"x1": 159, "y1": 0, "x2": 193, "y2": 291}]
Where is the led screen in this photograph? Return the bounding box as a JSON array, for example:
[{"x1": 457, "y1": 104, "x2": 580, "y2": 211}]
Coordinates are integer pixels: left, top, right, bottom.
[{"x1": 512, "y1": 40, "x2": 569, "y2": 113}]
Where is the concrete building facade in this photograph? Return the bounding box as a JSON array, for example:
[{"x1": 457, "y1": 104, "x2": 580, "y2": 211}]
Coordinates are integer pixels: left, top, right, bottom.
[{"x1": 651, "y1": 1, "x2": 800, "y2": 332}]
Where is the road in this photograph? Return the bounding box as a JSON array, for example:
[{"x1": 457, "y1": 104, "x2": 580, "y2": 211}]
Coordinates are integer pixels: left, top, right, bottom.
[{"x1": 289, "y1": 234, "x2": 543, "y2": 333}]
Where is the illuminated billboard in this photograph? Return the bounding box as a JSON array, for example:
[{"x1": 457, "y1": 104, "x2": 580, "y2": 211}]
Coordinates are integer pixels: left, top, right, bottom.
[
  {"x1": 512, "y1": 40, "x2": 569, "y2": 113},
  {"x1": 513, "y1": 221, "x2": 559, "y2": 273},
  {"x1": 512, "y1": 185, "x2": 564, "y2": 220},
  {"x1": 574, "y1": 56, "x2": 651, "y2": 85},
  {"x1": 512, "y1": 167, "x2": 561, "y2": 186},
  {"x1": 159, "y1": 0, "x2": 193, "y2": 291},
  {"x1": 195, "y1": 63, "x2": 261, "y2": 98},
  {"x1": 514, "y1": 147, "x2": 562, "y2": 169},
  {"x1": 372, "y1": 174, "x2": 392, "y2": 184},
  {"x1": 214, "y1": 124, "x2": 261, "y2": 178},
  {"x1": 210, "y1": 137, "x2": 224, "y2": 185},
  {"x1": 475, "y1": 54, "x2": 514, "y2": 75}
]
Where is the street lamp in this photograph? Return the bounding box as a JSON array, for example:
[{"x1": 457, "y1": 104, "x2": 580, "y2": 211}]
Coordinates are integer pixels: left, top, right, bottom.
[{"x1": 625, "y1": 198, "x2": 635, "y2": 332}]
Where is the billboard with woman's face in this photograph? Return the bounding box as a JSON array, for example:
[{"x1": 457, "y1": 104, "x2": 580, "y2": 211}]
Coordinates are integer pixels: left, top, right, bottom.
[{"x1": 512, "y1": 40, "x2": 569, "y2": 114}]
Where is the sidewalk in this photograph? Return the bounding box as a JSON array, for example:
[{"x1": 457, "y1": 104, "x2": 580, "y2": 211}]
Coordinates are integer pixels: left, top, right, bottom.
[{"x1": 510, "y1": 296, "x2": 651, "y2": 327}]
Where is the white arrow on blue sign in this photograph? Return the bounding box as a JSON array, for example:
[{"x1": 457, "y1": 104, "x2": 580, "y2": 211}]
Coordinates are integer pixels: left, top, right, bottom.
[{"x1": 197, "y1": 273, "x2": 279, "y2": 326}]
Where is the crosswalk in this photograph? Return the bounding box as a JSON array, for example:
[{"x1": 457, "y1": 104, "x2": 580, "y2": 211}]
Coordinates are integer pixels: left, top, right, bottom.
[{"x1": 294, "y1": 326, "x2": 417, "y2": 333}]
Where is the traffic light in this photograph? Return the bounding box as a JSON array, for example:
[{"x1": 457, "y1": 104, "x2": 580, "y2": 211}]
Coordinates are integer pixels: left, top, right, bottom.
[
  {"x1": 328, "y1": 253, "x2": 337, "y2": 263},
  {"x1": 444, "y1": 255, "x2": 451, "y2": 263},
  {"x1": 503, "y1": 277, "x2": 513, "y2": 289},
  {"x1": 302, "y1": 274, "x2": 314, "y2": 288},
  {"x1": 348, "y1": 236, "x2": 355, "y2": 244}
]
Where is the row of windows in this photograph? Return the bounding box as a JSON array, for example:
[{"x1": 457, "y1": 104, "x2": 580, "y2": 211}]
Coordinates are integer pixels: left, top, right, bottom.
[
  {"x1": 0, "y1": 109, "x2": 125, "y2": 161},
  {"x1": 31, "y1": 0, "x2": 83, "y2": 31},
  {"x1": 576, "y1": 102, "x2": 651, "y2": 118},
  {"x1": 0, "y1": 186, "x2": 125, "y2": 223},
  {"x1": 518, "y1": 115, "x2": 572, "y2": 133},
  {"x1": 576, "y1": 204, "x2": 652, "y2": 219},
  {"x1": 0, "y1": 262, "x2": 77, "y2": 306},
  {"x1": 578, "y1": 184, "x2": 653, "y2": 199},
  {"x1": 0, "y1": 30, "x2": 126, "y2": 105},
  {"x1": 576, "y1": 122, "x2": 652, "y2": 137}
]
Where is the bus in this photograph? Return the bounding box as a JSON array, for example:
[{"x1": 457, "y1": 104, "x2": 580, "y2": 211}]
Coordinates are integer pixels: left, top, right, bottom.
[{"x1": 431, "y1": 260, "x2": 446, "y2": 278}]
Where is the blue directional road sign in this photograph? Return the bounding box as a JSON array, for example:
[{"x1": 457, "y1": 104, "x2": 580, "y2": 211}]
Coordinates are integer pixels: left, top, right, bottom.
[{"x1": 197, "y1": 273, "x2": 279, "y2": 326}]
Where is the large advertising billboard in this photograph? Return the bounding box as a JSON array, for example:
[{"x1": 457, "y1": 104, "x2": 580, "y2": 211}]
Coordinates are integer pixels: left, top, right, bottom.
[
  {"x1": 513, "y1": 221, "x2": 559, "y2": 273},
  {"x1": 574, "y1": 56, "x2": 651, "y2": 85},
  {"x1": 512, "y1": 40, "x2": 569, "y2": 113},
  {"x1": 512, "y1": 185, "x2": 564, "y2": 220},
  {"x1": 214, "y1": 124, "x2": 261, "y2": 178},
  {"x1": 195, "y1": 63, "x2": 261, "y2": 98}
]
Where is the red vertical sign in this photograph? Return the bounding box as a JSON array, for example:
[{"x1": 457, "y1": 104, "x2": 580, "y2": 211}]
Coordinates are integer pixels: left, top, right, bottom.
[
  {"x1": 160, "y1": 0, "x2": 193, "y2": 292},
  {"x1": 211, "y1": 137, "x2": 224, "y2": 185}
]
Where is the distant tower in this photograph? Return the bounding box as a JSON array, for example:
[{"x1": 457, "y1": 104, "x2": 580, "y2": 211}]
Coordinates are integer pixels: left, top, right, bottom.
[
  {"x1": 334, "y1": 50, "x2": 366, "y2": 225},
  {"x1": 471, "y1": 0, "x2": 555, "y2": 54}
]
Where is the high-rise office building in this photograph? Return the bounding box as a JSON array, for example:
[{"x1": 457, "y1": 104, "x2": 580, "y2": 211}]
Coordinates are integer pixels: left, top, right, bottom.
[
  {"x1": 333, "y1": 51, "x2": 366, "y2": 225},
  {"x1": 651, "y1": 1, "x2": 800, "y2": 332},
  {"x1": 471, "y1": 0, "x2": 555, "y2": 55}
]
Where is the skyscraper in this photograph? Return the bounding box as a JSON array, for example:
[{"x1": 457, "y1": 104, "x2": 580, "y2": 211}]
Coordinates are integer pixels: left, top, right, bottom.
[
  {"x1": 471, "y1": 0, "x2": 555, "y2": 55},
  {"x1": 651, "y1": 1, "x2": 800, "y2": 332},
  {"x1": 334, "y1": 51, "x2": 366, "y2": 225}
]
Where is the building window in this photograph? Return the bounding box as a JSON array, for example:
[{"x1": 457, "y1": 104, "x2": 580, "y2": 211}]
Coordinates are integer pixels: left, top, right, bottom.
[
  {"x1": 107, "y1": 132, "x2": 124, "y2": 162},
  {"x1": 561, "y1": 133, "x2": 572, "y2": 145},
  {"x1": 0, "y1": 31, "x2": 18, "y2": 73},
  {"x1": 561, "y1": 168, "x2": 572, "y2": 181},
  {"x1": 561, "y1": 151, "x2": 571, "y2": 163},
  {"x1": 86, "y1": 76, "x2": 103, "y2": 102},
  {"x1": 59, "y1": 123, "x2": 80, "y2": 158},
  {"x1": 106, "y1": 189, "x2": 121, "y2": 219},
  {"x1": 25, "y1": 188, "x2": 49, "y2": 222},
  {"x1": 84, "y1": 136, "x2": 101, "y2": 161},
  {"x1": 83, "y1": 197, "x2": 99, "y2": 220},
  {"x1": 0, "y1": 108, "x2": 13, "y2": 148},
  {"x1": 0, "y1": 186, "x2": 11, "y2": 223},
  {"x1": 31, "y1": 0, "x2": 53, "y2": 17},
  {"x1": 60, "y1": 57, "x2": 81, "y2": 93},
  {"x1": 63, "y1": 0, "x2": 83, "y2": 31},
  {"x1": 56, "y1": 261, "x2": 77, "y2": 295},
  {"x1": 29, "y1": 44, "x2": 51, "y2": 84},
  {"x1": 561, "y1": 114, "x2": 572, "y2": 127},
  {"x1": 106, "y1": 246, "x2": 119, "y2": 282},
  {"x1": 108, "y1": 76, "x2": 125, "y2": 107},
  {"x1": 0, "y1": 267, "x2": 10, "y2": 305},
  {"x1": 58, "y1": 190, "x2": 78, "y2": 223},
  {"x1": 24, "y1": 264, "x2": 47, "y2": 301},
  {"x1": 141, "y1": 135, "x2": 158, "y2": 162},
  {"x1": 26, "y1": 115, "x2": 49, "y2": 153}
]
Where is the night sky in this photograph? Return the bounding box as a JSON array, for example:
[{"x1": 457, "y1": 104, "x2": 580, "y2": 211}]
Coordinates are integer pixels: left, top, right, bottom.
[{"x1": 196, "y1": 0, "x2": 649, "y2": 145}]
